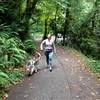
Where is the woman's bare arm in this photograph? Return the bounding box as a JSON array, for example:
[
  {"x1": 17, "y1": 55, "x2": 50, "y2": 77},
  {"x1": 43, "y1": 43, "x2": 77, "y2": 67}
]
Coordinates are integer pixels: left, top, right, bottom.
[
  {"x1": 40, "y1": 40, "x2": 45, "y2": 50},
  {"x1": 53, "y1": 43, "x2": 56, "y2": 53}
]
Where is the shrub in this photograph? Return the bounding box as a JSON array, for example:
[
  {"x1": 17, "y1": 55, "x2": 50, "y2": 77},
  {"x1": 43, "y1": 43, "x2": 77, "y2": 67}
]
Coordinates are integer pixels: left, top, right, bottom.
[
  {"x1": 0, "y1": 37, "x2": 27, "y2": 70},
  {"x1": 8, "y1": 70, "x2": 23, "y2": 82},
  {"x1": 80, "y1": 37, "x2": 99, "y2": 59},
  {"x1": 0, "y1": 71, "x2": 11, "y2": 88},
  {"x1": 24, "y1": 38, "x2": 36, "y2": 54}
]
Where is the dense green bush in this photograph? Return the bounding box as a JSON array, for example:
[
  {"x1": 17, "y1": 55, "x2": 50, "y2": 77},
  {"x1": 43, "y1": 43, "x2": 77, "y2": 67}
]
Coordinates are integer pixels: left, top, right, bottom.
[
  {"x1": 0, "y1": 27, "x2": 37, "y2": 92},
  {"x1": 0, "y1": 33, "x2": 36, "y2": 99},
  {"x1": 80, "y1": 37, "x2": 99, "y2": 58},
  {"x1": 88, "y1": 60, "x2": 100, "y2": 73},
  {"x1": 66, "y1": 47, "x2": 100, "y2": 79},
  {"x1": 0, "y1": 70, "x2": 23, "y2": 88},
  {"x1": 0, "y1": 71, "x2": 11, "y2": 88},
  {"x1": 0, "y1": 28, "x2": 27, "y2": 92},
  {"x1": 0, "y1": 37, "x2": 27, "y2": 69},
  {"x1": 84, "y1": 56, "x2": 100, "y2": 79},
  {"x1": 8, "y1": 70, "x2": 23, "y2": 82},
  {"x1": 24, "y1": 38, "x2": 36, "y2": 54}
]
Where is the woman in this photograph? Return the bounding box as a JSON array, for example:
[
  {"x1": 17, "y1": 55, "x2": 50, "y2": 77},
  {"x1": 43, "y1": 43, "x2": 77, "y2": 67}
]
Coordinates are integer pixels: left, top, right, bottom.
[{"x1": 40, "y1": 34, "x2": 56, "y2": 72}]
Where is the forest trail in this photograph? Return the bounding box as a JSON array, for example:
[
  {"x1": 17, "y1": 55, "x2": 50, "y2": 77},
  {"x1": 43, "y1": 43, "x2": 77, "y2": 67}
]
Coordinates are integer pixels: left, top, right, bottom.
[{"x1": 8, "y1": 46, "x2": 100, "y2": 100}]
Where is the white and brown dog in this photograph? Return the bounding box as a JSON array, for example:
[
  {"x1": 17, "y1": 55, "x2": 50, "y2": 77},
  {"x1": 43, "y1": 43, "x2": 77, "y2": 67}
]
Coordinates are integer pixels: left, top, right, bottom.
[{"x1": 26, "y1": 52, "x2": 41, "y2": 76}]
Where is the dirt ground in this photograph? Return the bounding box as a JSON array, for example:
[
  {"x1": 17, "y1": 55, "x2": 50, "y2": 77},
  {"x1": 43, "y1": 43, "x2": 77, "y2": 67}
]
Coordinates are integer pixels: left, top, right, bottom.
[{"x1": 8, "y1": 46, "x2": 100, "y2": 100}]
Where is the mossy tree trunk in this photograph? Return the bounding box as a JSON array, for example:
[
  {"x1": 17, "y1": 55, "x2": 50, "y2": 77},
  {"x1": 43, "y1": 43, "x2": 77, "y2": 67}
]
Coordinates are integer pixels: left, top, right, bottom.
[{"x1": 19, "y1": 0, "x2": 38, "y2": 41}]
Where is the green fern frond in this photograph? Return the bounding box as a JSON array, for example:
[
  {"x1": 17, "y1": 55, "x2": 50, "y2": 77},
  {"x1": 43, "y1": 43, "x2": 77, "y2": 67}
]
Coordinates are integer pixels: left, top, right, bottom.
[
  {"x1": 0, "y1": 71, "x2": 9, "y2": 79},
  {"x1": 13, "y1": 55, "x2": 25, "y2": 60},
  {"x1": 11, "y1": 57, "x2": 20, "y2": 64}
]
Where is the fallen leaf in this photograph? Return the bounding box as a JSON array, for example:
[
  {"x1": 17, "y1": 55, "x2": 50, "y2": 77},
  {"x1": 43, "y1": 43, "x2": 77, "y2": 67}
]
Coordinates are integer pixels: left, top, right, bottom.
[
  {"x1": 24, "y1": 95, "x2": 29, "y2": 98},
  {"x1": 65, "y1": 86, "x2": 69, "y2": 90},
  {"x1": 91, "y1": 92, "x2": 96, "y2": 96},
  {"x1": 76, "y1": 95, "x2": 80, "y2": 98},
  {"x1": 65, "y1": 59, "x2": 69, "y2": 61},
  {"x1": 30, "y1": 86, "x2": 35, "y2": 89}
]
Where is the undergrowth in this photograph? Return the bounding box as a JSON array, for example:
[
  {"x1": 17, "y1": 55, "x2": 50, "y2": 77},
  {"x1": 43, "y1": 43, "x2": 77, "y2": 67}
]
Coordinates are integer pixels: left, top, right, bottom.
[
  {"x1": 66, "y1": 47, "x2": 100, "y2": 79},
  {"x1": 0, "y1": 27, "x2": 36, "y2": 99}
]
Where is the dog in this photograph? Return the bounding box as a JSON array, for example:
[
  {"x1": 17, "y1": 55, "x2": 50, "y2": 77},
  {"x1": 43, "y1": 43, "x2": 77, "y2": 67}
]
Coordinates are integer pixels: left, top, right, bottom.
[{"x1": 26, "y1": 52, "x2": 41, "y2": 76}]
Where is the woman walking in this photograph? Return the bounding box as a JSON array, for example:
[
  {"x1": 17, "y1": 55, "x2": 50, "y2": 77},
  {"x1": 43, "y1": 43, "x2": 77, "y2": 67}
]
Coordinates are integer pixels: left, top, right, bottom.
[{"x1": 40, "y1": 34, "x2": 56, "y2": 72}]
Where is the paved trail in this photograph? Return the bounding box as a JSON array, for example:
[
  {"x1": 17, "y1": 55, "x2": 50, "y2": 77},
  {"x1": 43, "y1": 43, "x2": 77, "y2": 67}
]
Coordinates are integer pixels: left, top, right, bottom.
[{"x1": 8, "y1": 47, "x2": 100, "y2": 100}]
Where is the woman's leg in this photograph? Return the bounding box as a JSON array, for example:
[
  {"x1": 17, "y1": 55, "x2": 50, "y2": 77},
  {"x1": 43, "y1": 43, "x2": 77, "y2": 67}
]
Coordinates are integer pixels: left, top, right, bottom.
[
  {"x1": 48, "y1": 52, "x2": 53, "y2": 71},
  {"x1": 49, "y1": 52, "x2": 53, "y2": 66},
  {"x1": 45, "y1": 51, "x2": 49, "y2": 66}
]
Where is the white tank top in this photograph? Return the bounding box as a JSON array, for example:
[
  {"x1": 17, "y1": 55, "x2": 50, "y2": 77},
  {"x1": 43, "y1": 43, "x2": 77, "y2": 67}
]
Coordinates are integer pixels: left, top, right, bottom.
[{"x1": 44, "y1": 39, "x2": 53, "y2": 51}]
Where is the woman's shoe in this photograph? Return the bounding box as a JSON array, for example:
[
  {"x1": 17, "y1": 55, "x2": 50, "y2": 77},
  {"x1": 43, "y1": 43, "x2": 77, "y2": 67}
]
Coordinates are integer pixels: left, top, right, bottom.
[{"x1": 49, "y1": 66, "x2": 52, "y2": 72}]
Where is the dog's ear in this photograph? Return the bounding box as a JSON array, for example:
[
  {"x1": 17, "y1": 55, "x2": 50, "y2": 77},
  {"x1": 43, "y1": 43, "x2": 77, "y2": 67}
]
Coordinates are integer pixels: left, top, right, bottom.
[{"x1": 37, "y1": 52, "x2": 41, "y2": 59}]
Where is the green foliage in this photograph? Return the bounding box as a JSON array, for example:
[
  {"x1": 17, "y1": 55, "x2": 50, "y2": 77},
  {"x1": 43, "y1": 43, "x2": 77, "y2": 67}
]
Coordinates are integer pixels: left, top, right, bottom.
[
  {"x1": 24, "y1": 38, "x2": 36, "y2": 54},
  {"x1": 87, "y1": 59, "x2": 100, "y2": 73},
  {"x1": 66, "y1": 47, "x2": 100, "y2": 78},
  {"x1": 0, "y1": 27, "x2": 28, "y2": 93},
  {"x1": 0, "y1": 76, "x2": 10, "y2": 88},
  {"x1": 0, "y1": 37, "x2": 27, "y2": 69},
  {"x1": 0, "y1": 69, "x2": 23, "y2": 89},
  {"x1": 0, "y1": 71, "x2": 10, "y2": 88},
  {"x1": 0, "y1": 0, "x2": 38, "y2": 97},
  {"x1": 8, "y1": 70, "x2": 23, "y2": 82},
  {"x1": 82, "y1": 55, "x2": 100, "y2": 78},
  {"x1": 80, "y1": 37, "x2": 99, "y2": 57}
]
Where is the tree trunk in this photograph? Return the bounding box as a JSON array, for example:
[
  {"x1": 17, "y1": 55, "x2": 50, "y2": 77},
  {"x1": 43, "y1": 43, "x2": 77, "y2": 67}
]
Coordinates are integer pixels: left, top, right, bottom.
[
  {"x1": 91, "y1": 0, "x2": 98, "y2": 34},
  {"x1": 62, "y1": 8, "x2": 69, "y2": 45},
  {"x1": 43, "y1": 18, "x2": 48, "y2": 40},
  {"x1": 54, "y1": 6, "x2": 58, "y2": 42},
  {"x1": 20, "y1": 0, "x2": 38, "y2": 41}
]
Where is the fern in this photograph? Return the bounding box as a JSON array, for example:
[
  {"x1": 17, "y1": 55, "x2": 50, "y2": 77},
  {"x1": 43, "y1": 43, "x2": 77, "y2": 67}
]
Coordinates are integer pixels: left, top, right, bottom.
[
  {"x1": 0, "y1": 77, "x2": 10, "y2": 88},
  {"x1": 0, "y1": 71, "x2": 9, "y2": 79},
  {"x1": 0, "y1": 71, "x2": 10, "y2": 88},
  {"x1": 0, "y1": 36, "x2": 27, "y2": 69},
  {"x1": 8, "y1": 71, "x2": 23, "y2": 82},
  {"x1": 24, "y1": 38, "x2": 36, "y2": 54},
  {"x1": 11, "y1": 57, "x2": 21, "y2": 65},
  {"x1": 0, "y1": 64, "x2": 5, "y2": 69}
]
